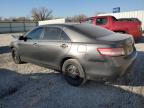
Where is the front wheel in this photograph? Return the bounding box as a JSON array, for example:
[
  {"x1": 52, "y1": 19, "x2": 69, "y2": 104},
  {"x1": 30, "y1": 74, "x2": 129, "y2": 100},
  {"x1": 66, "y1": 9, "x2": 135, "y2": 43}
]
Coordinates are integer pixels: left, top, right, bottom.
[
  {"x1": 12, "y1": 48, "x2": 22, "y2": 64},
  {"x1": 62, "y1": 59, "x2": 86, "y2": 86}
]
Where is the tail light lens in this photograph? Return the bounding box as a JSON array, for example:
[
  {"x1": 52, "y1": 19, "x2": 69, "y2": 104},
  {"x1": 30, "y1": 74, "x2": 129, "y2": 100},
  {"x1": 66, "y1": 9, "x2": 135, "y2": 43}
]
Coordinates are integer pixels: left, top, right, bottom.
[{"x1": 97, "y1": 48, "x2": 125, "y2": 57}]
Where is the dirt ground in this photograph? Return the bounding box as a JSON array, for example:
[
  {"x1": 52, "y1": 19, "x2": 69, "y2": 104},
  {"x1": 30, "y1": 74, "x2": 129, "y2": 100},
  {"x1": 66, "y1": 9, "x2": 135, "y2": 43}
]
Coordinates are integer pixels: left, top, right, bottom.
[{"x1": 0, "y1": 33, "x2": 144, "y2": 108}]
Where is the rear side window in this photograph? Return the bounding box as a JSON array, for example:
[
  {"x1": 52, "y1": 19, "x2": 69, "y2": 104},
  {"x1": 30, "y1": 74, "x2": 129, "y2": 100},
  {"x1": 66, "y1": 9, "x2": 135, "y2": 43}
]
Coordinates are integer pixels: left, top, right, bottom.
[
  {"x1": 96, "y1": 17, "x2": 107, "y2": 25},
  {"x1": 26, "y1": 27, "x2": 43, "y2": 40},
  {"x1": 43, "y1": 27, "x2": 61, "y2": 40},
  {"x1": 60, "y1": 31, "x2": 70, "y2": 41}
]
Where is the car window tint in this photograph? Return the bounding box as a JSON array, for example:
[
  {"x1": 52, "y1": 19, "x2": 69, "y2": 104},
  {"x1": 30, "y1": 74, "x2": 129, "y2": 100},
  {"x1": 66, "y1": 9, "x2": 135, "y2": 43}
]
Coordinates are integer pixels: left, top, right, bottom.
[
  {"x1": 96, "y1": 17, "x2": 107, "y2": 25},
  {"x1": 43, "y1": 27, "x2": 61, "y2": 40},
  {"x1": 60, "y1": 31, "x2": 70, "y2": 41},
  {"x1": 27, "y1": 27, "x2": 43, "y2": 40}
]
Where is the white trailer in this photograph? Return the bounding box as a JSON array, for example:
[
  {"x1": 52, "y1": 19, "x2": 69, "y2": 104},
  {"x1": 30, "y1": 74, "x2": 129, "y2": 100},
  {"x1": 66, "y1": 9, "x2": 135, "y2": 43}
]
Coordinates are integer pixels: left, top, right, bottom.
[{"x1": 38, "y1": 18, "x2": 65, "y2": 26}]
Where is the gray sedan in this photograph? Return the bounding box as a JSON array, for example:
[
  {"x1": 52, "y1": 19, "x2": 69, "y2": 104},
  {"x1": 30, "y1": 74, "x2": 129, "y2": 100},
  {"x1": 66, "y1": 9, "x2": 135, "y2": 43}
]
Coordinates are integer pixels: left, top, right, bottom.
[{"x1": 10, "y1": 23, "x2": 137, "y2": 86}]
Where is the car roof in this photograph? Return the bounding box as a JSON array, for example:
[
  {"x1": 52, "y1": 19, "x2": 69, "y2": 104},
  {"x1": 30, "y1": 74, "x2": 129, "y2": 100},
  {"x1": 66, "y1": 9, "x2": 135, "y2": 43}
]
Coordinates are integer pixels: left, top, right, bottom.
[
  {"x1": 38, "y1": 23, "x2": 114, "y2": 43},
  {"x1": 39, "y1": 23, "x2": 114, "y2": 42},
  {"x1": 40, "y1": 23, "x2": 80, "y2": 28}
]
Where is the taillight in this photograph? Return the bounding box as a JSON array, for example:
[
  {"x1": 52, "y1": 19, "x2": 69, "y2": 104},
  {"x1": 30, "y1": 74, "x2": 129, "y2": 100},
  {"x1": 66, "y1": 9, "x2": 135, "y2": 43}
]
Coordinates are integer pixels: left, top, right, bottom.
[{"x1": 97, "y1": 48, "x2": 125, "y2": 56}]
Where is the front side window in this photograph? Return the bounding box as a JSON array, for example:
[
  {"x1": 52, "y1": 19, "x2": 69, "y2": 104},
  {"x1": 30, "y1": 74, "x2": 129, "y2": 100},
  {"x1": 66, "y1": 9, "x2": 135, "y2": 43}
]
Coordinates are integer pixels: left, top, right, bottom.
[
  {"x1": 26, "y1": 27, "x2": 43, "y2": 40},
  {"x1": 43, "y1": 27, "x2": 61, "y2": 40},
  {"x1": 96, "y1": 17, "x2": 108, "y2": 25}
]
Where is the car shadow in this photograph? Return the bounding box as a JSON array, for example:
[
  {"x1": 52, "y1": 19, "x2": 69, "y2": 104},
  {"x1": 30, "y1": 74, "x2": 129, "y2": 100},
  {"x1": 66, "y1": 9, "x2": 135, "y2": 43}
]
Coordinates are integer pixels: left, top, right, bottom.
[
  {"x1": 0, "y1": 46, "x2": 11, "y2": 54},
  {"x1": 0, "y1": 68, "x2": 143, "y2": 108},
  {"x1": 0, "y1": 68, "x2": 29, "y2": 98}
]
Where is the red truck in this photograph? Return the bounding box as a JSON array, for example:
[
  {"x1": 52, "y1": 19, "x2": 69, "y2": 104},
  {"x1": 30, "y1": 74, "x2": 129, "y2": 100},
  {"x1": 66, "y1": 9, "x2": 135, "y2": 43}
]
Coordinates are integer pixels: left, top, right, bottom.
[{"x1": 83, "y1": 16, "x2": 142, "y2": 40}]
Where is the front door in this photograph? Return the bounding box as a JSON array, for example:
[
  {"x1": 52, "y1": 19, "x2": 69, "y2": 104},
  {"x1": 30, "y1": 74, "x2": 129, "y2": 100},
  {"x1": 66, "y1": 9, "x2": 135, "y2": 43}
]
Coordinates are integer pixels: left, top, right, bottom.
[{"x1": 19, "y1": 27, "x2": 44, "y2": 63}]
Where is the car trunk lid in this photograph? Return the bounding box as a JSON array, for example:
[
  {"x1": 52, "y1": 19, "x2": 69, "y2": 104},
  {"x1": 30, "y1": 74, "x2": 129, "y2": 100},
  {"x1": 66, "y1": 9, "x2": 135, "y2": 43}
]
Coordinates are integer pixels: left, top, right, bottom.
[{"x1": 96, "y1": 33, "x2": 135, "y2": 56}]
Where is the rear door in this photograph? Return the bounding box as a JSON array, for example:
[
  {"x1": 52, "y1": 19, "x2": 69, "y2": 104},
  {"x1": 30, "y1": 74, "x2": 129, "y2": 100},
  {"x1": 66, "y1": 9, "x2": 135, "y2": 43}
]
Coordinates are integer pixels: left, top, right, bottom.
[{"x1": 38, "y1": 27, "x2": 71, "y2": 68}]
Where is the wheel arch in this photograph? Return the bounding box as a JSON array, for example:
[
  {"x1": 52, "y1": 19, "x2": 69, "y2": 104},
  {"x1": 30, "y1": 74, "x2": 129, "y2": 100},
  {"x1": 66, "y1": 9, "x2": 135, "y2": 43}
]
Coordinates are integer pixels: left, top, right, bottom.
[
  {"x1": 60, "y1": 56, "x2": 73, "y2": 71},
  {"x1": 60, "y1": 56, "x2": 86, "y2": 79}
]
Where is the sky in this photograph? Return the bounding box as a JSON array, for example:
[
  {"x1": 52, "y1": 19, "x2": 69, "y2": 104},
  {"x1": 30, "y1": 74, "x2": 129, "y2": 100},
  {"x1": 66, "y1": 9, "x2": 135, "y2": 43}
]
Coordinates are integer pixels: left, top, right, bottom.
[{"x1": 0, "y1": 0, "x2": 144, "y2": 18}]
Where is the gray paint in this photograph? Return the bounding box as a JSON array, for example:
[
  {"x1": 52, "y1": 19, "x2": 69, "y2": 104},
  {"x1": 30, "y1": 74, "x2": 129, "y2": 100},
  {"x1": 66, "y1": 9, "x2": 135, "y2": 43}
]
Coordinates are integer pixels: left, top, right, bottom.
[{"x1": 10, "y1": 23, "x2": 137, "y2": 81}]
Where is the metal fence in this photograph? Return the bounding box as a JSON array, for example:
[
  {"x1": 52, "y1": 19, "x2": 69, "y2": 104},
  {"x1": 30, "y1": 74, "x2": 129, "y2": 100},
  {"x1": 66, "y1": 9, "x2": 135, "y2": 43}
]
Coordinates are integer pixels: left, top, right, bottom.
[{"x1": 0, "y1": 22, "x2": 38, "y2": 33}]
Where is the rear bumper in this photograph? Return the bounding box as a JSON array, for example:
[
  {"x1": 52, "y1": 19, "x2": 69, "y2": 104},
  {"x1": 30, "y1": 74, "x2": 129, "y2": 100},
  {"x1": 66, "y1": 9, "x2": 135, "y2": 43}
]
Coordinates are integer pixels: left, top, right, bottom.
[{"x1": 83, "y1": 51, "x2": 137, "y2": 81}]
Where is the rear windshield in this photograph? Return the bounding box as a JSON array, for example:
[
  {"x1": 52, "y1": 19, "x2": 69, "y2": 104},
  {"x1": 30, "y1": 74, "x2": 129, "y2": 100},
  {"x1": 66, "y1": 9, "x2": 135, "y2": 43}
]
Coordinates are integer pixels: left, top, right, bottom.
[{"x1": 68, "y1": 24, "x2": 114, "y2": 38}]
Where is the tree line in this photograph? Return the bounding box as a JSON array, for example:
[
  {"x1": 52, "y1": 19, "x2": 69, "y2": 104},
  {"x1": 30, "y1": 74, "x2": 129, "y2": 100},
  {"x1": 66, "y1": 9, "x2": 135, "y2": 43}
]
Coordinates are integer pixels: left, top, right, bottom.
[{"x1": 0, "y1": 7, "x2": 87, "y2": 22}]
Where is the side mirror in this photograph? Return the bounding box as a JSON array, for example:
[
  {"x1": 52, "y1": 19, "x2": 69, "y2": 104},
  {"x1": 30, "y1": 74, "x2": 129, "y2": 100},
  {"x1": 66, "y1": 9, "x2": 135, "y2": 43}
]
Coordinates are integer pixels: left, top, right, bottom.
[
  {"x1": 19, "y1": 36, "x2": 24, "y2": 40},
  {"x1": 19, "y1": 36, "x2": 27, "y2": 41}
]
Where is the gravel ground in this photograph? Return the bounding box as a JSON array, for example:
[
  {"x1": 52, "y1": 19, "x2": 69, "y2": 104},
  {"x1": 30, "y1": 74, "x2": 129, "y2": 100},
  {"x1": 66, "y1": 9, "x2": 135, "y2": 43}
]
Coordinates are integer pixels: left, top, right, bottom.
[{"x1": 0, "y1": 33, "x2": 144, "y2": 108}]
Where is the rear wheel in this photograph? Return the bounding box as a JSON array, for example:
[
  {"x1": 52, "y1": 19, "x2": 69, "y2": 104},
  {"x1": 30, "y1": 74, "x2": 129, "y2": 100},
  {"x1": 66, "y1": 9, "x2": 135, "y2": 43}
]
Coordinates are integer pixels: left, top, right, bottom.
[
  {"x1": 62, "y1": 59, "x2": 86, "y2": 86},
  {"x1": 12, "y1": 48, "x2": 22, "y2": 64}
]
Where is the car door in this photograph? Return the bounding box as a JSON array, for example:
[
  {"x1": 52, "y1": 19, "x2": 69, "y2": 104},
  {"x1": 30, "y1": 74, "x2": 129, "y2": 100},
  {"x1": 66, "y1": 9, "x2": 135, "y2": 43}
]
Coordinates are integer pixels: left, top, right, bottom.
[
  {"x1": 37, "y1": 27, "x2": 71, "y2": 69},
  {"x1": 18, "y1": 27, "x2": 44, "y2": 63}
]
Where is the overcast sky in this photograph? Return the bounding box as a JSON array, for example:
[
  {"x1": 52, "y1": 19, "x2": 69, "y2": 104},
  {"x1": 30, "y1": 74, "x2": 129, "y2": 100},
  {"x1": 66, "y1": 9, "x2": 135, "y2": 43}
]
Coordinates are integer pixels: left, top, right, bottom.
[{"x1": 0, "y1": 0, "x2": 144, "y2": 18}]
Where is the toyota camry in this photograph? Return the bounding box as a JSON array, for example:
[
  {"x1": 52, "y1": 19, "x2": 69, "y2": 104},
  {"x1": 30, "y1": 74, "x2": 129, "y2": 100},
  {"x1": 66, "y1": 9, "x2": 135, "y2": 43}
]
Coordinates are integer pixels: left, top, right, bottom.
[{"x1": 10, "y1": 23, "x2": 137, "y2": 86}]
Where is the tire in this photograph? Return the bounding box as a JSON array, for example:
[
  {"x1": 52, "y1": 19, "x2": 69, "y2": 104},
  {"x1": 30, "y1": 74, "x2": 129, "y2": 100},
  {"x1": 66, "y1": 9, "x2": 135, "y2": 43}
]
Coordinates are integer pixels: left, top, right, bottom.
[
  {"x1": 12, "y1": 48, "x2": 22, "y2": 64},
  {"x1": 62, "y1": 59, "x2": 86, "y2": 86}
]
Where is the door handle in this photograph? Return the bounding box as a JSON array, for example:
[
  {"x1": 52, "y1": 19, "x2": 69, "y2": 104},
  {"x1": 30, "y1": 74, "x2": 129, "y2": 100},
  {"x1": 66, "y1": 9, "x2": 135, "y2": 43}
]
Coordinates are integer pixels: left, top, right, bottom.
[
  {"x1": 33, "y1": 43, "x2": 39, "y2": 46},
  {"x1": 60, "y1": 44, "x2": 68, "y2": 48}
]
